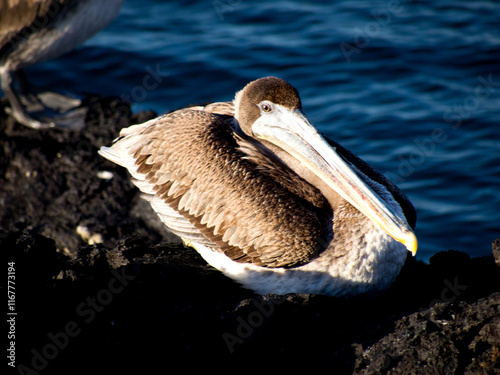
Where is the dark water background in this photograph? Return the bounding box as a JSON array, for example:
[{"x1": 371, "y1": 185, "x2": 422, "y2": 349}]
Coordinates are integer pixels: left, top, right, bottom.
[{"x1": 23, "y1": 0, "x2": 500, "y2": 262}]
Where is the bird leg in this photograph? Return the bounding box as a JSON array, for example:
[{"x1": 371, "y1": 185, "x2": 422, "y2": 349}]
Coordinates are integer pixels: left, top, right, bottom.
[
  {"x1": 1, "y1": 68, "x2": 48, "y2": 129},
  {"x1": 16, "y1": 70, "x2": 82, "y2": 112},
  {"x1": 1, "y1": 69, "x2": 87, "y2": 130}
]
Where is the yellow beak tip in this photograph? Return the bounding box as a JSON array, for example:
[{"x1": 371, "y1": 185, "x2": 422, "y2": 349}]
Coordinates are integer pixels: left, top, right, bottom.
[{"x1": 404, "y1": 232, "x2": 418, "y2": 257}]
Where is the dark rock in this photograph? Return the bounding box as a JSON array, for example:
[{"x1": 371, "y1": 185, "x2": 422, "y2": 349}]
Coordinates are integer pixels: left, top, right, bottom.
[
  {"x1": 1, "y1": 96, "x2": 499, "y2": 374},
  {"x1": 354, "y1": 293, "x2": 500, "y2": 374},
  {"x1": 0, "y1": 95, "x2": 174, "y2": 254}
]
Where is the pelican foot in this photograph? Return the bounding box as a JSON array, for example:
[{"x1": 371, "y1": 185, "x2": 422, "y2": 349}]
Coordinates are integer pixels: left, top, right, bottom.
[
  {"x1": 35, "y1": 91, "x2": 82, "y2": 112},
  {"x1": 6, "y1": 91, "x2": 87, "y2": 130}
]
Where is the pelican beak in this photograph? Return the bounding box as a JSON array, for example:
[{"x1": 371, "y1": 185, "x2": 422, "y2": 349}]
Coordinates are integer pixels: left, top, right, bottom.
[{"x1": 252, "y1": 105, "x2": 417, "y2": 256}]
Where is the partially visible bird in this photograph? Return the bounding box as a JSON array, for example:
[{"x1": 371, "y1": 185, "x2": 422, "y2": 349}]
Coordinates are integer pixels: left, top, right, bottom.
[
  {"x1": 0, "y1": 0, "x2": 124, "y2": 129},
  {"x1": 100, "y1": 77, "x2": 417, "y2": 297}
]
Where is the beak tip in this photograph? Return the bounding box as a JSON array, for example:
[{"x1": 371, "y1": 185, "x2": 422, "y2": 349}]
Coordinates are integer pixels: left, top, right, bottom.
[{"x1": 404, "y1": 231, "x2": 418, "y2": 257}]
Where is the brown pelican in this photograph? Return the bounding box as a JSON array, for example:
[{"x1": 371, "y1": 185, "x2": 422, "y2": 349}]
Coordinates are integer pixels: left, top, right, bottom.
[
  {"x1": 0, "y1": 0, "x2": 124, "y2": 129},
  {"x1": 99, "y1": 77, "x2": 417, "y2": 297}
]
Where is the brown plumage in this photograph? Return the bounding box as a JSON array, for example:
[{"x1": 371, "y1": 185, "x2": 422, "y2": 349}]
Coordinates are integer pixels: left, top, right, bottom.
[
  {"x1": 0, "y1": 0, "x2": 123, "y2": 129},
  {"x1": 0, "y1": 0, "x2": 66, "y2": 51},
  {"x1": 100, "y1": 77, "x2": 417, "y2": 296},
  {"x1": 117, "y1": 109, "x2": 326, "y2": 267}
]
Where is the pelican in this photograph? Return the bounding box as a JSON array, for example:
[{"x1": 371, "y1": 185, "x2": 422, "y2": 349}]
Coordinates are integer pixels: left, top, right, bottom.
[
  {"x1": 0, "y1": 0, "x2": 124, "y2": 129},
  {"x1": 99, "y1": 77, "x2": 417, "y2": 297}
]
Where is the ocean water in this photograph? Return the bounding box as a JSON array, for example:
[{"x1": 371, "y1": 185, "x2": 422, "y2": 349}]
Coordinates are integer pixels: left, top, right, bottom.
[{"x1": 23, "y1": 0, "x2": 500, "y2": 261}]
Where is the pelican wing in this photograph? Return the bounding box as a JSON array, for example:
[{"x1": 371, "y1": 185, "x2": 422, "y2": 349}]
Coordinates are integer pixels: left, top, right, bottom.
[
  {"x1": 0, "y1": 0, "x2": 66, "y2": 49},
  {"x1": 100, "y1": 107, "x2": 322, "y2": 268}
]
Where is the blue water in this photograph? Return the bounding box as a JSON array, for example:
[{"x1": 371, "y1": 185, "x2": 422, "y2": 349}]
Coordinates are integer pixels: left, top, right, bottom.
[{"x1": 26, "y1": 0, "x2": 500, "y2": 261}]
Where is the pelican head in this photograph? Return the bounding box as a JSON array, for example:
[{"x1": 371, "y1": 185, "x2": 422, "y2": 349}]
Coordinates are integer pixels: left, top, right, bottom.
[{"x1": 233, "y1": 77, "x2": 417, "y2": 255}]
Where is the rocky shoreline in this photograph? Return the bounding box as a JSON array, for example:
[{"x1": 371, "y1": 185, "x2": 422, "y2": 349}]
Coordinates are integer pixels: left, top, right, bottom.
[{"x1": 1, "y1": 96, "x2": 499, "y2": 374}]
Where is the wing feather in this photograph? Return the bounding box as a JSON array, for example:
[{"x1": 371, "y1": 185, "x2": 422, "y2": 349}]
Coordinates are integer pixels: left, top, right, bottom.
[
  {"x1": 0, "y1": 0, "x2": 67, "y2": 49},
  {"x1": 99, "y1": 107, "x2": 323, "y2": 268}
]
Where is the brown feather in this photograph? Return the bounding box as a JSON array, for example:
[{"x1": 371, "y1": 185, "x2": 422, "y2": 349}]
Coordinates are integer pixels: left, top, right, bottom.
[
  {"x1": 0, "y1": 0, "x2": 68, "y2": 52},
  {"x1": 130, "y1": 109, "x2": 323, "y2": 268}
]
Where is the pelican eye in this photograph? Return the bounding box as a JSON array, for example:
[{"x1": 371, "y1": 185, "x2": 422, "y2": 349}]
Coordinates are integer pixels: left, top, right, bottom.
[{"x1": 260, "y1": 102, "x2": 273, "y2": 113}]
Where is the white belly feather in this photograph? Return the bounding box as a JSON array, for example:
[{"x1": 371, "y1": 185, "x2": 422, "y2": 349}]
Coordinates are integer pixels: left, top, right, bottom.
[{"x1": 188, "y1": 220, "x2": 407, "y2": 297}]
